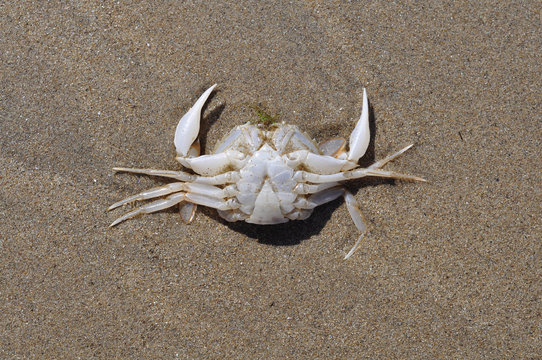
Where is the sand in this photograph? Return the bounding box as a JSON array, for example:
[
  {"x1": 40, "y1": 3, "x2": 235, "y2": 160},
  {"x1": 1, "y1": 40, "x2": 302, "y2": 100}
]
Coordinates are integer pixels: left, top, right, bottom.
[{"x1": 1, "y1": 1, "x2": 540, "y2": 358}]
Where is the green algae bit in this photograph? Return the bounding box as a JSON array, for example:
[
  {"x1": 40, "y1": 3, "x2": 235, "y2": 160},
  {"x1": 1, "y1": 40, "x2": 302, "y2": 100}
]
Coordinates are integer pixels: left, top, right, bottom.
[{"x1": 250, "y1": 104, "x2": 280, "y2": 127}]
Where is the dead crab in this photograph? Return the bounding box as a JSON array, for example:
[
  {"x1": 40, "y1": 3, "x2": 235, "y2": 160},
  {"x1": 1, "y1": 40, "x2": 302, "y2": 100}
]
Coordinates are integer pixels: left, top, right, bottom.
[{"x1": 109, "y1": 84, "x2": 425, "y2": 259}]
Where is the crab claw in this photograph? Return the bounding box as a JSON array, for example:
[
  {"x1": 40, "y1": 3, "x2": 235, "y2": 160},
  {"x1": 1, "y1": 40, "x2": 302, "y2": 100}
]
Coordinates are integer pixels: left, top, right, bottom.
[
  {"x1": 174, "y1": 84, "x2": 217, "y2": 157},
  {"x1": 347, "y1": 88, "x2": 370, "y2": 162}
]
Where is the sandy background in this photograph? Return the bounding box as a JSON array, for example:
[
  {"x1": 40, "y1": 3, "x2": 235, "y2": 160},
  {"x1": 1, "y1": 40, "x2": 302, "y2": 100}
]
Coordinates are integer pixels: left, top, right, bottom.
[{"x1": 1, "y1": 1, "x2": 540, "y2": 358}]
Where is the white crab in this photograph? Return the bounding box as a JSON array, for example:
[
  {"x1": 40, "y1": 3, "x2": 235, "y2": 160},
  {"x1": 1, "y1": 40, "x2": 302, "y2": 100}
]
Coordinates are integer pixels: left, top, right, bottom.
[{"x1": 109, "y1": 84, "x2": 425, "y2": 259}]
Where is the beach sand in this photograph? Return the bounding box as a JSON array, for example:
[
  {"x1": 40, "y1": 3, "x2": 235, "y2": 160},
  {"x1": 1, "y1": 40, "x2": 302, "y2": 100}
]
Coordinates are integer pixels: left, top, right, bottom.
[{"x1": 1, "y1": 1, "x2": 539, "y2": 358}]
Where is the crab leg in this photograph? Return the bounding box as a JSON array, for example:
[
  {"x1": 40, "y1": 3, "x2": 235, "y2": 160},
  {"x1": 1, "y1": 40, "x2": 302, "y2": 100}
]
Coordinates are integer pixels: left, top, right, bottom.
[
  {"x1": 287, "y1": 150, "x2": 352, "y2": 174},
  {"x1": 368, "y1": 144, "x2": 414, "y2": 169},
  {"x1": 112, "y1": 167, "x2": 240, "y2": 185},
  {"x1": 294, "y1": 182, "x2": 340, "y2": 195},
  {"x1": 342, "y1": 191, "x2": 367, "y2": 259},
  {"x1": 108, "y1": 183, "x2": 236, "y2": 211},
  {"x1": 110, "y1": 193, "x2": 186, "y2": 227},
  {"x1": 297, "y1": 168, "x2": 425, "y2": 183},
  {"x1": 110, "y1": 191, "x2": 238, "y2": 227},
  {"x1": 306, "y1": 186, "x2": 344, "y2": 206},
  {"x1": 291, "y1": 186, "x2": 367, "y2": 259},
  {"x1": 294, "y1": 186, "x2": 344, "y2": 209},
  {"x1": 108, "y1": 183, "x2": 186, "y2": 211},
  {"x1": 184, "y1": 193, "x2": 239, "y2": 211},
  {"x1": 113, "y1": 167, "x2": 196, "y2": 181},
  {"x1": 294, "y1": 144, "x2": 426, "y2": 183},
  {"x1": 295, "y1": 139, "x2": 416, "y2": 177},
  {"x1": 179, "y1": 201, "x2": 197, "y2": 224}
]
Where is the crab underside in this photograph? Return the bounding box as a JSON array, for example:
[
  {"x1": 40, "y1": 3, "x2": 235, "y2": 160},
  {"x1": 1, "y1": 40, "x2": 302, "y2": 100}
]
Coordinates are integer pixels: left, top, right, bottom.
[{"x1": 109, "y1": 84, "x2": 425, "y2": 259}]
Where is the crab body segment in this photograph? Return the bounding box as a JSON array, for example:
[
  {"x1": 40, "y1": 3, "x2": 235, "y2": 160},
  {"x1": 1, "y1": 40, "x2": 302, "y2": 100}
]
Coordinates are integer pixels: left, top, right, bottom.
[{"x1": 109, "y1": 84, "x2": 425, "y2": 259}]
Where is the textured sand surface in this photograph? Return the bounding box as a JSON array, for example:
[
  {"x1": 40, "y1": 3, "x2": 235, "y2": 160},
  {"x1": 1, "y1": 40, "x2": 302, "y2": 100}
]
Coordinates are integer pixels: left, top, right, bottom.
[{"x1": 1, "y1": 1, "x2": 540, "y2": 358}]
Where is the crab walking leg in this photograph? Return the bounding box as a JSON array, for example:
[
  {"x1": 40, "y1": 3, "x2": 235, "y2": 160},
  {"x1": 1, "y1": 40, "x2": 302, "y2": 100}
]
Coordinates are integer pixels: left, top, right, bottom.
[
  {"x1": 108, "y1": 183, "x2": 186, "y2": 211},
  {"x1": 184, "y1": 193, "x2": 239, "y2": 211},
  {"x1": 113, "y1": 167, "x2": 197, "y2": 181},
  {"x1": 179, "y1": 201, "x2": 197, "y2": 224},
  {"x1": 112, "y1": 167, "x2": 240, "y2": 185},
  {"x1": 343, "y1": 191, "x2": 367, "y2": 260},
  {"x1": 294, "y1": 182, "x2": 340, "y2": 195},
  {"x1": 293, "y1": 144, "x2": 426, "y2": 183},
  {"x1": 110, "y1": 191, "x2": 238, "y2": 227},
  {"x1": 295, "y1": 186, "x2": 345, "y2": 209},
  {"x1": 363, "y1": 169, "x2": 426, "y2": 182},
  {"x1": 296, "y1": 168, "x2": 426, "y2": 183},
  {"x1": 368, "y1": 144, "x2": 414, "y2": 170},
  {"x1": 108, "y1": 183, "x2": 235, "y2": 211},
  {"x1": 110, "y1": 193, "x2": 186, "y2": 227},
  {"x1": 292, "y1": 187, "x2": 367, "y2": 259}
]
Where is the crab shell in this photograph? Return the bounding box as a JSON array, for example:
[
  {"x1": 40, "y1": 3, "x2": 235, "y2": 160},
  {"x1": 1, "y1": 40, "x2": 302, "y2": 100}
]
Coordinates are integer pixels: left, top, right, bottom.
[{"x1": 109, "y1": 85, "x2": 425, "y2": 259}]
